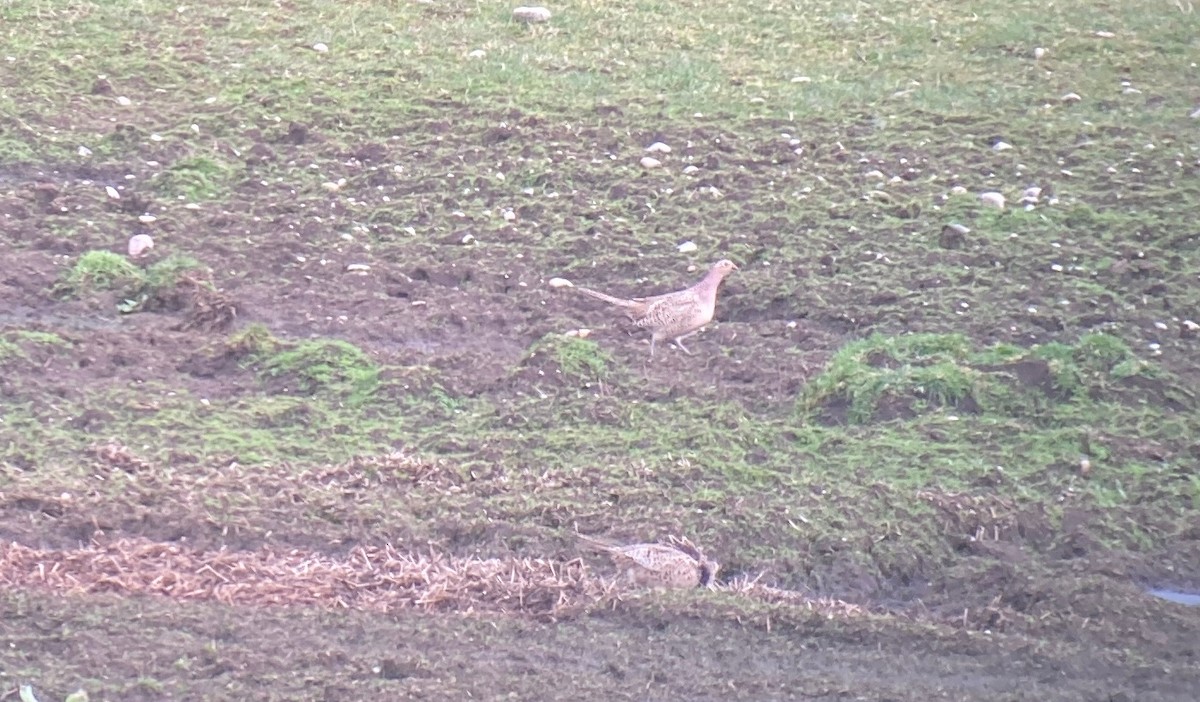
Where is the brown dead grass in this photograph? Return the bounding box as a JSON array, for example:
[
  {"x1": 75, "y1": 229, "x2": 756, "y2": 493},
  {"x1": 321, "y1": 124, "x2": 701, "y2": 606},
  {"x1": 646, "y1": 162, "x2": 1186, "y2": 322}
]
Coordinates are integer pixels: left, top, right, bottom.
[{"x1": 0, "y1": 537, "x2": 867, "y2": 622}]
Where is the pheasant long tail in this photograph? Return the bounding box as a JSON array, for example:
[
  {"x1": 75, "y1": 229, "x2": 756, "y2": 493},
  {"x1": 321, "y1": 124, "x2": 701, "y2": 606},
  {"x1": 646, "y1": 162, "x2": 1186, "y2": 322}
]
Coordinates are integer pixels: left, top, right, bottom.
[
  {"x1": 572, "y1": 286, "x2": 641, "y2": 310},
  {"x1": 576, "y1": 534, "x2": 620, "y2": 553}
]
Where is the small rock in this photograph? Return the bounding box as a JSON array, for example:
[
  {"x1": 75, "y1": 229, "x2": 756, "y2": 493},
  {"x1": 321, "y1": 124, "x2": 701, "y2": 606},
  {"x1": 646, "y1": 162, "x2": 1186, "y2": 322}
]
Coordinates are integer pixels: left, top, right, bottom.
[
  {"x1": 128, "y1": 234, "x2": 154, "y2": 258},
  {"x1": 1020, "y1": 186, "x2": 1042, "y2": 204},
  {"x1": 979, "y1": 191, "x2": 1006, "y2": 209},
  {"x1": 322, "y1": 179, "x2": 346, "y2": 192},
  {"x1": 563, "y1": 328, "x2": 592, "y2": 338},
  {"x1": 105, "y1": 186, "x2": 120, "y2": 199},
  {"x1": 939, "y1": 223, "x2": 970, "y2": 249},
  {"x1": 1122, "y1": 87, "x2": 1141, "y2": 95},
  {"x1": 639, "y1": 156, "x2": 662, "y2": 169},
  {"x1": 863, "y1": 169, "x2": 885, "y2": 180},
  {"x1": 682, "y1": 165, "x2": 700, "y2": 175},
  {"x1": 115, "y1": 96, "x2": 132, "y2": 106},
  {"x1": 548, "y1": 277, "x2": 573, "y2": 288},
  {"x1": 312, "y1": 43, "x2": 329, "y2": 53},
  {"x1": 468, "y1": 49, "x2": 486, "y2": 59},
  {"x1": 460, "y1": 233, "x2": 476, "y2": 245},
  {"x1": 646, "y1": 142, "x2": 671, "y2": 154},
  {"x1": 1061, "y1": 92, "x2": 1082, "y2": 103},
  {"x1": 513, "y1": 6, "x2": 552, "y2": 22},
  {"x1": 1094, "y1": 30, "x2": 1115, "y2": 38},
  {"x1": 138, "y1": 214, "x2": 157, "y2": 224},
  {"x1": 1034, "y1": 47, "x2": 1047, "y2": 60},
  {"x1": 1182, "y1": 320, "x2": 1199, "y2": 338},
  {"x1": 992, "y1": 141, "x2": 1013, "y2": 151},
  {"x1": 1079, "y1": 456, "x2": 1091, "y2": 476},
  {"x1": 677, "y1": 241, "x2": 698, "y2": 253},
  {"x1": 949, "y1": 186, "x2": 968, "y2": 195},
  {"x1": 790, "y1": 76, "x2": 811, "y2": 83},
  {"x1": 345, "y1": 263, "x2": 371, "y2": 273},
  {"x1": 78, "y1": 145, "x2": 93, "y2": 158},
  {"x1": 1191, "y1": 106, "x2": 1200, "y2": 120}
]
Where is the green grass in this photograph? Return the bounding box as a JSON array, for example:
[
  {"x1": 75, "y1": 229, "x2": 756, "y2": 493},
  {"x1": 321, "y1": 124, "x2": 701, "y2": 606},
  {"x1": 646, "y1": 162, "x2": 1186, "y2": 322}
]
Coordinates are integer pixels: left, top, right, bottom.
[
  {"x1": 57, "y1": 250, "x2": 210, "y2": 313},
  {"x1": 259, "y1": 339, "x2": 381, "y2": 404},
  {"x1": 60, "y1": 251, "x2": 142, "y2": 296},
  {"x1": 1, "y1": 1, "x2": 1199, "y2": 696},
  {"x1": 797, "y1": 332, "x2": 1169, "y2": 424},
  {"x1": 0, "y1": 0, "x2": 1194, "y2": 559},
  {"x1": 523, "y1": 333, "x2": 615, "y2": 386}
]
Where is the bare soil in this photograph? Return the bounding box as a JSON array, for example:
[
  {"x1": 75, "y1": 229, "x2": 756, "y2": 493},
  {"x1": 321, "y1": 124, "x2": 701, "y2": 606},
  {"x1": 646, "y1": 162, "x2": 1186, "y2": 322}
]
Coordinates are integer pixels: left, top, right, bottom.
[{"x1": 2, "y1": 111, "x2": 1199, "y2": 700}]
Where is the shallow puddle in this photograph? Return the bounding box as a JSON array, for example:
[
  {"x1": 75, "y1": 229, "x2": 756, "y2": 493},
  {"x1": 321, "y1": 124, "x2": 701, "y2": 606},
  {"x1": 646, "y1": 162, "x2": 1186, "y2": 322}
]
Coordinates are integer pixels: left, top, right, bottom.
[{"x1": 1147, "y1": 589, "x2": 1200, "y2": 606}]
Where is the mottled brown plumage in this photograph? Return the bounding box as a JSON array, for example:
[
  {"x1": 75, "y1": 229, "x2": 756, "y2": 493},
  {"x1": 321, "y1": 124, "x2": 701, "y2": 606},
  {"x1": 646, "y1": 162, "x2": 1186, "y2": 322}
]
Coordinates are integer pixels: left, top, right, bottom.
[
  {"x1": 578, "y1": 534, "x2": 719, "y2": 589},
  {"x1": 558, "y1": 259, "x2": 737, "y2": 356}
]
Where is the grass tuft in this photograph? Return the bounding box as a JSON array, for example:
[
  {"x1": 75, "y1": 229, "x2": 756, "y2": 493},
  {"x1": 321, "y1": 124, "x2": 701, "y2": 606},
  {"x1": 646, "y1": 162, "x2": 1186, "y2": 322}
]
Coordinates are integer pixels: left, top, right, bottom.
[{"x1": 260, "y1": 339, "x2": 381, "y2": 405}]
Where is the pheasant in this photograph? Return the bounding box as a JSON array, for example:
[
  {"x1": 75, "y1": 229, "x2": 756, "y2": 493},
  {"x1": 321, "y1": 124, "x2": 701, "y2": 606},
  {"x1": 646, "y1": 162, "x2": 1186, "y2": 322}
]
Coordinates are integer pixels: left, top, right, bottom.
[
  {"x1": 578, "y1": 534, "x2": 719, "y2": 589},
  {"x1": 551, "y1": 259, "x2": 737, "y2": 356}
]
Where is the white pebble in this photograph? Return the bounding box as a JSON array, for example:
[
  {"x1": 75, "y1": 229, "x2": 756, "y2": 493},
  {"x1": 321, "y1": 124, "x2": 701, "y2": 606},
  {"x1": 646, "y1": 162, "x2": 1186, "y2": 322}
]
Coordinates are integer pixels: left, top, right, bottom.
[
  {"x1": 345, "y1": 263, "x2": 371, "y2": 273},
  {"x1": 138, "y1": 214, "x2": 157, "y2": 224},
  {"x1": 979, "y1": 191, "x2": 1006, "y2": 209},
  {"x1": 468, "y1": 49, "x2": 486, "y2": 59},
  {"x1": 1034, "y1": 47, "x2": 1047, "y2": 60},
  {"x1": 992, "y1": 141, "x2": 1013, "y2": 151},
  {"x1": 863, "y1": 170, "x2": 885, "y2": 180},
  {"x1": 127, "y1": 234, "x2": 154, "y2": 258},
  {"x1": 1051, "y1": 264, "x2": 1064, "y2": 272},
  {"x1": 312, "y1": 43, "x2": 329, "y2": 53},
  {"x1": 512, "y1": 6, "x2": 552, "y2": 22},
  {"x1": 639, "y1": 156, "x2": 662, "y2": 169},
  {"x1": 646, "y1": 142, "x2": 671, "y2": 154},
  {"x1": 78, "y1": 145, "x2": 93, "y2": 158},
  {"x1": 1154, "y1": 322, "x2": 1169, "y2": 331},
  {"x1": 1061, "y1": 92, "x2": 1082, "y2": 103},
  {"x1": 950, "y1": 186, "x2": 968, "y2": 195},
  {"x1": 548, "y1": 277, "x2": 573, "y2": 288},
  {"x1": 105, "y1": 186, "x2": 120, "y2": 199},
  {"x1": 682, "y1": 165, "x2": 699, "y2": 175},
  {"x1": 1094, "y1": 30, "x2": 1115, "y2": 38},
  {"x1": 790, "y1": 76, "x2": 811, "y2": 83},
  {"x1": 115, "y1": 96, "x2": 132, "y2": 106},
  {"x1": 677, "y1": 241, "x2": 698, "y2": 253}
]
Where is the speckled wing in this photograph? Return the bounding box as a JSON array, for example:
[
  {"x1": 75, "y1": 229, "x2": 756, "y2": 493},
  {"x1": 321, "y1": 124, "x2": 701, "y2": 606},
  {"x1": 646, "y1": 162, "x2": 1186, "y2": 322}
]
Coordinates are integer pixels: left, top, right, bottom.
[{"x1": 632, "y1": 290, "x2": 703, "y2": 332}]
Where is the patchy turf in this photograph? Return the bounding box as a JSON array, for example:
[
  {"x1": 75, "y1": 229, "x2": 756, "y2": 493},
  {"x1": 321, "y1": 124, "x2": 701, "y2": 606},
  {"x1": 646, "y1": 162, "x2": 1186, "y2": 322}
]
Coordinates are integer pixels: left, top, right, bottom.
[{"x1": 2, "y1": 0, "x2": 1200, "y2": 699}]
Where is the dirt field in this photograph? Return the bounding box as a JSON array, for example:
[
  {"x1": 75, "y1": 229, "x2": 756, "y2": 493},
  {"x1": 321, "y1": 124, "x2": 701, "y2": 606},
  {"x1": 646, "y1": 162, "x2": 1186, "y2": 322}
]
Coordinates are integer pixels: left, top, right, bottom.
[{"x1": 3, "y1": 1, "x2": 1200, "y2": 699}]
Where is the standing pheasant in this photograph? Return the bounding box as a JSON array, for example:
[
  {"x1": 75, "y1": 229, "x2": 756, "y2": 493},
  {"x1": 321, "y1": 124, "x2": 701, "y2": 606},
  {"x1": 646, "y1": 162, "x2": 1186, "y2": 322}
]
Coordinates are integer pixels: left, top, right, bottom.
[
  {"x1": 551, "y1": 259, "x2": 737, "y2": 356},
  {"x1": 578, "y1": 534, "x2": 719, "y2": 589}
]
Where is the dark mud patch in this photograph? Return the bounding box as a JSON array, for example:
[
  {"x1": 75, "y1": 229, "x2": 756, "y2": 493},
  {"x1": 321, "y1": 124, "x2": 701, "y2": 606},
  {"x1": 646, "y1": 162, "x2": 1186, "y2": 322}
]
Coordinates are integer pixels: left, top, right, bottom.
[{"x1": 4, "y1": 580, "x2": 1197, "y2": 702}]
